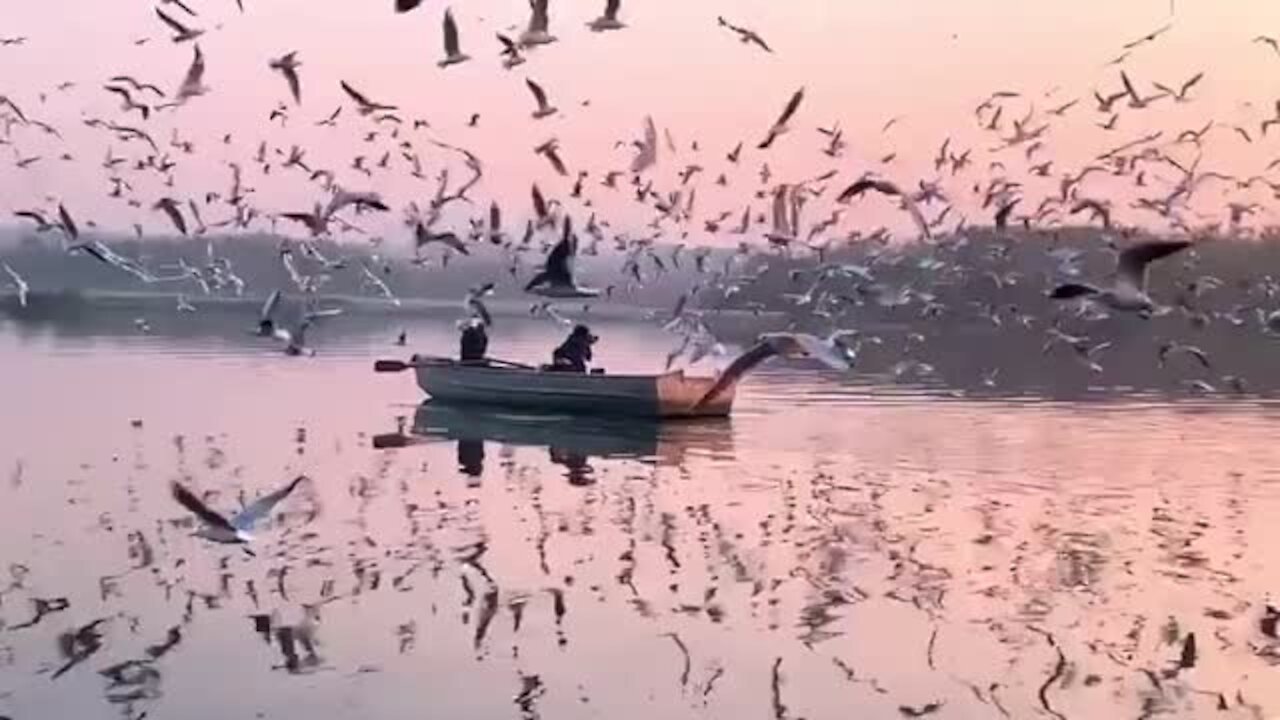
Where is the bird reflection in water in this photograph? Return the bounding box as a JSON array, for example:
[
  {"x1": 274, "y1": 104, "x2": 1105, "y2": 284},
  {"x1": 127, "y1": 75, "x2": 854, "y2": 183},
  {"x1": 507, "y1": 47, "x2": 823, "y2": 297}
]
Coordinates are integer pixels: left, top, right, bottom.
[{"x1": 457, "y1": 438, "x2": 485, "y2": 480}]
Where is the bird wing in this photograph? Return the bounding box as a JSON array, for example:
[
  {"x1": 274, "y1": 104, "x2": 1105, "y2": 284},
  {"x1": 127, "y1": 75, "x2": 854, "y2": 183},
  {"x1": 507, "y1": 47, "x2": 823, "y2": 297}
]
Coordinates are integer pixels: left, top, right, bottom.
[
  {"x1": 340, "y1": 80, "x2": 374, "y2": 109},
  {"x1": 283, "y1": 66, "x2": 301, "y2": 104},
  {"x1": 496, "y1": 33, "x2": 518, "y2": 53},
  {"x1": 528, "y1": 0, "x2": 549, "y2": 32},
  {"x1": 468, "y1": 296, "x2": 493, "y2": 326},
  {"x1": 231, "y1": 475, "x2": 307, "y2": 531},
  {"x1": 1116, "y1": 240, "x2": 1191, "y2": 292},
  {"x1": 836, "y1": 178, "x2": 899, "y2": 203},
  {"x1": 531, "y1": 183, "x2": 548, "y2": 218},
  {"x1": 443, "y1": 8, "x2": 461, "y2": 56},
  {"x1": 604, "y1": 0, "x2": 621, "y2": 20},
  {"x1": 1049, "y1": 283, "x2": 1101, "y2": 300},
  {"x1": 1181, "y1": 72, "x2": 1204, "y2": 95},
  {"x1": 774, "y1": 87, "x2": 805, "y2": 130},
  {"x1": 178, "y1": 44, "x2": 205, "y2": 98},
  {"x1": 156, "y1": 200, "x2": 188, "y2": 235},
  {"x1": 171, "y1": 481, "x2": 235, "y2": 531},
  {"x1": 526, "y1": 79, "x2": 551, "y2": 112},
  {"x1": 155, "y1": 7, "x2": 192, "y2": 34},
  {"x1": 57, "y1": 204, "x2": 79, "y2": 240},
  {"x1": 260, "y1": 289, "x2": 282, "y2": 322},
  {"x1": 1120, "y1": 70, "x2": 1139, "y2": 100},
  {"x1": 543, "y1": 218, "x2": 576, "y2": 284}
]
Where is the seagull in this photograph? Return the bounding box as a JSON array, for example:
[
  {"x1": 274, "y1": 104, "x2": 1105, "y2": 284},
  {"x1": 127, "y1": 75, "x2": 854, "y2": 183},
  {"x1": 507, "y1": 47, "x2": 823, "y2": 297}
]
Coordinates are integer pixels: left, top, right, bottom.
[
  {"x1": 104, "y1": 85, "x2": 151, "y2": 120},
  {"x1": 439, "y1": 8, "x2": 470, "y2": 67},
  {"x1": 524, "y1": 216, "x2": 600, "y2": 298},
  {"x1": 630, "y1": 116, "x2": 658, "y2": 173},
  {"x1": 153, "y1": 198, "x2": 189, "y2": 235},
  {"x1": 836, "y1": 177, "x2": 931, "y2": 239},
  {"x1": 155, "y1": 7, "x2": 204, "y2": 42},
  {"x1": 170, "y1": 476, "x2": 307, "y2": 551},
  {"x1": 1158, "y1": 341, "x2": 1211, "y2": 369},
  {"x1": 2, "y1": 263, "x2": 29, "y2": 307},
  {"x1": 757, "y1": 87, "x2": 804, "y2": 149},
  {"x1": 587, "y1": 0, "x2": 625, "y2": 31},
  {"x1": 716, "y1": 16, "x2": 771, "y2": 52},
  {"x1": 340, "y1": 81, "x2": 398, "y2": 116},
  {"x1": 175, "y1": 43, "x2": 208, "y2": 102},
  {"x1": 519, "y1": 0, "x2": 557, "y2": 47},
  {"x1": 1154, "y1": 72, "x2": 1204, "y2": 103},
  {"x1": 534, "y1": 138, "x2": 568, "y2": 175},
  {"x1": 496, "y1": 33, "x2": 526, "y2": 68},
  {"x1": 465, "y1": 282, "x2": 495, "y2": 325},
  {"x1": 691, "y1": 332, "x2": 854, "y2": 410},
  {"x1": 526, "y1": 78, "x2": 557, "y2": 118},
  {"x1": 415, "y1": 222, "x2": 470, "y2": 255},
  {"x1": 269, "y1": 52, "x2": 302, "y2": 104},
  {"x1": 176, "y1": 294, "x2": 197, "y2": 313},
  {"x1": 1049, "y1": 240, "x2": 1191, "y2": 315},
  {"x1": 1254, "y1": 35, "x2": 1280, "y2": 56}
]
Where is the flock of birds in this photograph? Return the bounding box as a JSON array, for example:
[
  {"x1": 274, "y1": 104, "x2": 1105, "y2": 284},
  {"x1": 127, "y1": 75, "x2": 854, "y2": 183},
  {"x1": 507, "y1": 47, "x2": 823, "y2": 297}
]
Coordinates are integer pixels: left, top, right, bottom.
[{"x1": 3, "y1": 1, "x2": 1280, "y2": 377}]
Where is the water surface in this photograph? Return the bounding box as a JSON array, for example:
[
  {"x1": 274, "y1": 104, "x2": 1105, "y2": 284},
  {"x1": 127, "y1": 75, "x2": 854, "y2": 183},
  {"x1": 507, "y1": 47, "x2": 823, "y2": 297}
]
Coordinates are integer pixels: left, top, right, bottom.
[{"x1": 2, "y1": 309, "x2": 1278, "y2": 720}]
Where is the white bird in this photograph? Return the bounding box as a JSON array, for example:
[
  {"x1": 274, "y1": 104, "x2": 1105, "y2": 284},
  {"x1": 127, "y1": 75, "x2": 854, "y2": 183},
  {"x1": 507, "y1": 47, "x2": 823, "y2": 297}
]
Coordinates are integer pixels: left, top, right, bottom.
[
  {"x1": 1049, "y1": 240, "x2": 1191, "y2": 315},
  {"x1": 587, "y1": 0, "x2": 625, "y2": 31},
  {"x1": 526, "y1": 78, "x2": 557, "y2": 118},
  {"x1": 630, "y1": 116, "x2": 658, "y2": 173},
  {"x1": 439, "y1": 8, "x2": 470, "y2": 67},
  {"x1": 176, "y1": 294, "x2": 197, "y2": 313},
  {"x1": 415, "y1": 223, "x2": 470, "y2": 255},
  {"x1": 524, "y1": 216, "x2": 600, "y2": 298},
  {"x1": 170, "y1": 477, "x2": 307, "y2": 551},
  {"x1": 519, "y1": 0, "x2": 557, "y2": 47},
  {"x1": 2, "y1": 263, "x2": 29, "y2": 307},
  {"x1": 175, "y1": 43, "x2": 208, "y2": 102}
]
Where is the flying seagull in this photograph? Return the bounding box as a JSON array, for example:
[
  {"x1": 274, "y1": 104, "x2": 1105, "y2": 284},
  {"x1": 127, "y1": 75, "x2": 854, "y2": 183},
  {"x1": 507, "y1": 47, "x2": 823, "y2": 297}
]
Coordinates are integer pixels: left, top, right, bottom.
[
  {"x1": 716, "y1": 16, "x2": 771, "y2": 52},
  {"x1": 757, "y1": 87, "x2": 804, "y2": 149},
  {"x1": 415, "y1": 222, "x2": 470, "y2": 255},
  {"x1": 340, "y1": 81, "x2": 398, "y2": 115},
  {"x1": 171, "y1": 476, "x2": 307, "y2": 550},
  {"x1": 630, "y1": 116, "x2": 658, "y2": 173},
  {"x1": 587, "y1": 0, "x2": 625, "y2": 31},
  {"x1": 175, "y1": 43, "x2": 208, "y2": 102},
  {"x1": 1049, "y1": 240, "x2": 1191, "y2": 315},
  {"x1": 269, "y1": 52, "x2": 302, "y2": 104},
  {"x1": 524, "y1": 216, "x2": 600, "y2": 298},
  {"x1": 439, "y1": 8, "x2": 470, "y2": 67},
  {"x1": 534, "y1": 138, "x2": 568, "y2": 175},
  {"x1": 526, "y1": 78, "x2": 557, "y2": 118},
  {"x1": 2, "y1": 262, "x2": 29, "y2": 307},
  {"x1": 519, "y1": 0, "x2": 557, "y2": 47},
  {"x1": 496, "y1": 33, "x2": 526, "y2": 68}
]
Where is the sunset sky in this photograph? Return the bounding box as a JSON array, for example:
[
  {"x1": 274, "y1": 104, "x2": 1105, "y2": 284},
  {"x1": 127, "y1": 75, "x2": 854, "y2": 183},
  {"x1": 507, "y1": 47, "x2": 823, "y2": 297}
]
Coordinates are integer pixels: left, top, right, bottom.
[{"x1": 3, "y1": 0, "x2": 1280, "y2": 247}]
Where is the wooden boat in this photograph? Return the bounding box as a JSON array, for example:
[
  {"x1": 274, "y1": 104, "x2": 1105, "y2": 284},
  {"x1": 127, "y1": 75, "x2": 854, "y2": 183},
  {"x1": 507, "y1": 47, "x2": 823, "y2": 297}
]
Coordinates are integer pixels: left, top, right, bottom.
[{"x1": 375, "y1": 355, "x2": 737, "y2": 418}]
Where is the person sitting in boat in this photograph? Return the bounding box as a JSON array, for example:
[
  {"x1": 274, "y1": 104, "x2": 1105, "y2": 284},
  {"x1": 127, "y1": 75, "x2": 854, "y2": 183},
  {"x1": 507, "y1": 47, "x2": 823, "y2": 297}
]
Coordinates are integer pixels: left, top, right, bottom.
[
  {"x1": 551, "y1": 324, "x2": 596, "y2": 372},
  {"x1": 459, "y1": 318, "x2": 489, "y2": 364}
]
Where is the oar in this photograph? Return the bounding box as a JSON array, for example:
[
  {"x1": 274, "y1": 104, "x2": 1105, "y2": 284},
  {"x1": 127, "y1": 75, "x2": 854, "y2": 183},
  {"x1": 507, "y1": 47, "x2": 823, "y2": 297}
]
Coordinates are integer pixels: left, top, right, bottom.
[{"x1": 374, "y1": 357, "x2": 538, "y2": 373}]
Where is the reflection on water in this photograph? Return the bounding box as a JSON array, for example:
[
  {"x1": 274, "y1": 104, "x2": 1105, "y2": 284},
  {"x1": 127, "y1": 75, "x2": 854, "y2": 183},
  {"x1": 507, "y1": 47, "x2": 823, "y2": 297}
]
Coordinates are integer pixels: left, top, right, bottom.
[{"x1": 2, "y1": 316, "x2": 1280, "y2": 719}]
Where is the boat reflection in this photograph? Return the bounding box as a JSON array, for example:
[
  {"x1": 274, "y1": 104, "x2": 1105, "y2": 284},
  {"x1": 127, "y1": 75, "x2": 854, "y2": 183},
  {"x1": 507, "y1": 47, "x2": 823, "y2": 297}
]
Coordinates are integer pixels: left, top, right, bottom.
[{"x1": 374, "y1": 402, "x2": 735, "y2": 480}]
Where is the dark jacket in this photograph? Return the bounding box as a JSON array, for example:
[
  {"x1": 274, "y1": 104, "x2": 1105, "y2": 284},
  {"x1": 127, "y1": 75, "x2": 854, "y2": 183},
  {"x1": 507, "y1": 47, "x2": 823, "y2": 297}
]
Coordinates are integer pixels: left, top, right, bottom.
[
  {"x1": 551, "y1": 334, "x2": 593, "y2": 372},
  {"x1": 460, "y1": 324, "x2": 489, "y2": 362}
]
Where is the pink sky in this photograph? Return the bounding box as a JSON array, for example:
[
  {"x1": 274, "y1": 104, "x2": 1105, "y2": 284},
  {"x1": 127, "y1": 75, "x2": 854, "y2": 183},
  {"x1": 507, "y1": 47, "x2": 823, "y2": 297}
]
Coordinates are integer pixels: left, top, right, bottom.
[{"x1": 3, "y1": 0, "x2": 1280, "y2": 246}]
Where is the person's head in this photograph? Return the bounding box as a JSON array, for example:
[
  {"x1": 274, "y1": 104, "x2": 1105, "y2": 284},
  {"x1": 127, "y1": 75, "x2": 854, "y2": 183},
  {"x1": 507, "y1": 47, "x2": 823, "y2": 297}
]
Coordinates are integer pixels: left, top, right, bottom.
[{"x1": 571, "y1": 324, "x2": 597, "y2": 344}]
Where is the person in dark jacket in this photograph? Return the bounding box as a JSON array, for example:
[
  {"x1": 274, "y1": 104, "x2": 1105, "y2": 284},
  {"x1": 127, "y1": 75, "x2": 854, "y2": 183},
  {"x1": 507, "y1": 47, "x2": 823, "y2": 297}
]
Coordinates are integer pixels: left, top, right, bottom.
[
  {"x1": 551, "y1": 324, "x2": 596, "y2": 372},
  {"x1": 459, "y1": 319, "x2": 489, "y2": 363}
]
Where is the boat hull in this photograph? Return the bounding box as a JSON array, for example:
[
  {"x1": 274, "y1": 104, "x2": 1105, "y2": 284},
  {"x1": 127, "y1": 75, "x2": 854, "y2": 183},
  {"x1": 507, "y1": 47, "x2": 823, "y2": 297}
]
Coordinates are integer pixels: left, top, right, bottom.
[{"x1": 410, "y1": 357, "x2": 734, "y2": 418}]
